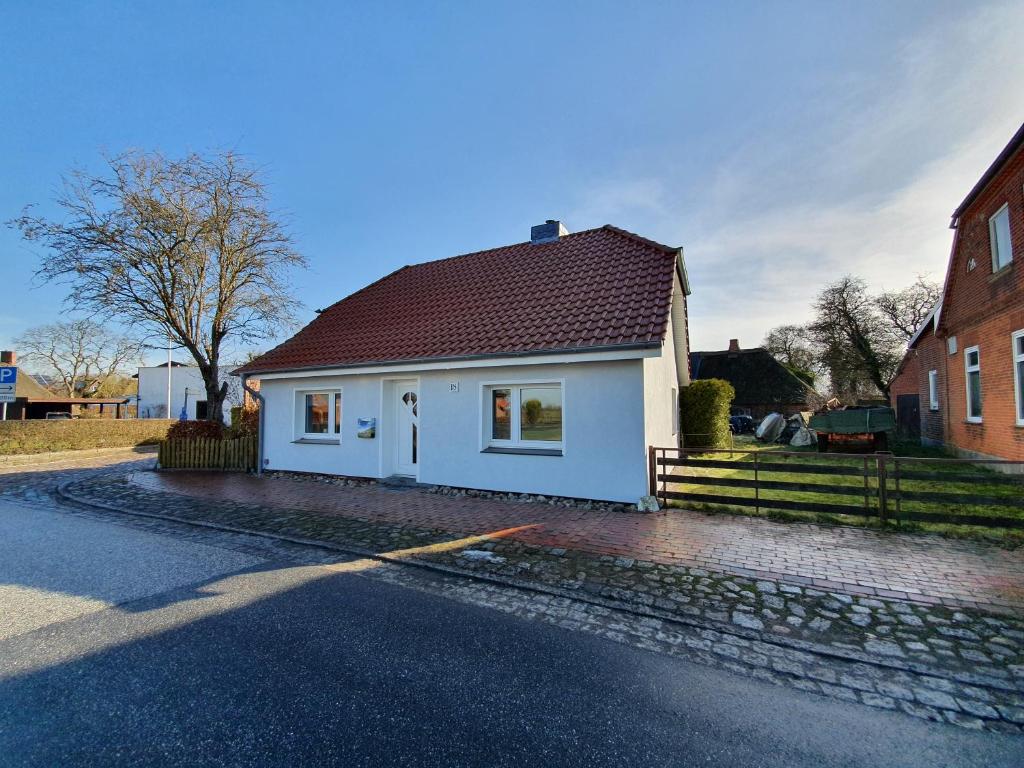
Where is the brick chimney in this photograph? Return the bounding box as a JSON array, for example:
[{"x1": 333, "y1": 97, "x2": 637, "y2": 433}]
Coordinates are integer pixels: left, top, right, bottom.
[
  {"x1": 0, "y1": 351, "x2": 15, "y2": 365},
  {"x1": 727, "y1": 339, "x2": 740, "y2": 353},
  {"x1": 530, "y1": 219, "x2": 569, "y2": 244}
]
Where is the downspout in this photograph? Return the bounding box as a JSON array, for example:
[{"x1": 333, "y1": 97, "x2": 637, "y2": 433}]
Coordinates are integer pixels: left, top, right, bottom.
[{"x1": 241, "y1": 374, "x2": 265, "y2": 475}]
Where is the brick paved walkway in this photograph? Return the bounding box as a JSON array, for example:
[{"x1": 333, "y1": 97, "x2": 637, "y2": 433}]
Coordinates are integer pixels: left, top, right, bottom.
[{"x1": 133, "y1": 472, "x2": 1024, "y2": 611}]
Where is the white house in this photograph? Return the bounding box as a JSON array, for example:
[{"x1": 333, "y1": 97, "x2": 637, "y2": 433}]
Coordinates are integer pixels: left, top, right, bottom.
[
  {"x1": 235, "y1": 222, "x2": 691, "y2": 503},
  {"x1": 135, "y1": 362, "x2": 229, "y2": 421}
]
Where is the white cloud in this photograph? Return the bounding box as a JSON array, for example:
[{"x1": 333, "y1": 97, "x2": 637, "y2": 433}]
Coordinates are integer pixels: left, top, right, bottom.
[{"x1": 572, "y1": 2, "x2": 1024, "y2": 352}]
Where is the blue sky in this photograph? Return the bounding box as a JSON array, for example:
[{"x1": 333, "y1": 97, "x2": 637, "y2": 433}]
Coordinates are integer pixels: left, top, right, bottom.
[{"x1": 2, "y1": 1, "x2": 1023, "y2": 365}]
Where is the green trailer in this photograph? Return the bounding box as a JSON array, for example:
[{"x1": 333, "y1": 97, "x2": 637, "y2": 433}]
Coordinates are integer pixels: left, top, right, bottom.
[{"x1": 808, "y1": 407, "x2": 896, "y2": 452}]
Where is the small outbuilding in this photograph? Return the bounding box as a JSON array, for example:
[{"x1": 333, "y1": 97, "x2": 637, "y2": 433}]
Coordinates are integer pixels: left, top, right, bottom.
[{"x1": 0, "y1": 351, "x2": 130, "y2": 420}]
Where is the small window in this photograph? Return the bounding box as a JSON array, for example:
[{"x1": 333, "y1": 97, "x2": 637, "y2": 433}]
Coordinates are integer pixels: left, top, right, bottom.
[
  {"x1": 964, "y1": 346, "x2": 982, "y2": 423},
  {"x1": 928, "y1": 370, "x2": 939, "y2": 411},
  {"x1": 491, "y1": 388, "x2": 511, "y2": 440},
  {"x1": 195, "y1": 400, "x2": 208, "y2": 420},
  {"x1": 297, "y1": 390, "x2": 342, "y2": 439},
  {"x1": 1013, "y1": 330, "x2": 1024, "y2": 426},
  {"x1": 486, "y1": 383, "x2": 563, "y2": 449},
  {"x1": 989, "y1": 204, "x2": 1013, "y2": 271}
]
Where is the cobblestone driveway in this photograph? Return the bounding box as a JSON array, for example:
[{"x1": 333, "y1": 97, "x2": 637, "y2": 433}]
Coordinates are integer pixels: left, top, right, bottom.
[
  {"x1": 132, "y1": 471, "x2": 1024, "y2": 612},
  {"x1": 59, "y1": 470, "x2": 1024, "y2": 733}
]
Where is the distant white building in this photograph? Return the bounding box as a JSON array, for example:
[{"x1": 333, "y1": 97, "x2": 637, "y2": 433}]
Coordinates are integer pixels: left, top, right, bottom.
[{"x1": 135, "y1": 362, "x2": 230, "y2": 421}]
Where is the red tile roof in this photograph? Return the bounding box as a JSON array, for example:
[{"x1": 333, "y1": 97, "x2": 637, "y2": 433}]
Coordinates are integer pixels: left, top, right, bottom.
[{"x1": 237, "y1": 225, "x2": 683, "y2": 374}]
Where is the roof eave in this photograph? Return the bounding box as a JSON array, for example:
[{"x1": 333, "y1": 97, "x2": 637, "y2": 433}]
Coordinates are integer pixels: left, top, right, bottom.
[
  {"x1": 949, "y1": 121, "x2": 1024, "y2": 228},
  {"x1": 232, "y1": 340, "x2": 662, "y2": 377}
]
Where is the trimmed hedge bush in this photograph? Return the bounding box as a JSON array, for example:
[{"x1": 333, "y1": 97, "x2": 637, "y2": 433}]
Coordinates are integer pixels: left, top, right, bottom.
[
  {"x1": 166, "y1": 419, "x2": 226, "y2": 441},
  {"x1": 0, "y1": 419, "x2": 176, "y2": 456},
  {"x1": 680, "y1": 379, "x2": 735, "y2": 450},
  {"x1": 229, "y1": 406, "x2": 260, "y2": 438}
]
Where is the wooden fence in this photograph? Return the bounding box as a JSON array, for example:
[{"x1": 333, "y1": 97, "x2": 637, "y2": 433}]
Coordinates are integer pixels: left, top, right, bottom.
[
  {"x1": 650, "y1": 446, "x2": 1024, "y2": 529},
  {"x1": 158, "y1": 436, "x2": 257, "y2": 472}
]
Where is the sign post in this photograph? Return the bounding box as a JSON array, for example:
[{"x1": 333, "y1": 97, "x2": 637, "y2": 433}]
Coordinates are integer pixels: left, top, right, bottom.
[{"x1": 0, "y1": 366, "x2": 16, "y2": 420}]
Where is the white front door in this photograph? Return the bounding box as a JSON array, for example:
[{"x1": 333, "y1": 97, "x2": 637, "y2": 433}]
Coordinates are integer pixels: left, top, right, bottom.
[{"x1": 394, "y1": 381, "x2": 419, "y2": 477}]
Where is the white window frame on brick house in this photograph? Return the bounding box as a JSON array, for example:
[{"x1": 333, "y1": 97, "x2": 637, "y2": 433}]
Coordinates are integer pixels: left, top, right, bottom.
[
  {"x1": 928, "y1": 369, "x2": 939, "y2": 411},
  {"x1": 1013, "y1": 329, "x2": 1024, "y2": 427},
  {"x1": 989, "y1": 203, "x2": 1013, "y2": 272},
  {"x1": 294, "y1": 388, "x2": 342, "y2": 442},
  {"x1": 964, "y1": 346, "x2": 982, "y2": 423}
]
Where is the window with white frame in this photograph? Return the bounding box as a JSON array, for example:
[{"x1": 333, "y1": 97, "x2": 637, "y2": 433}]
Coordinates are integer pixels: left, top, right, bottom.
[
  {"x1": 297, "y1": 390, "x2": 342, "y2": 439},
  {"x1": 928, "y1": 370, "x2": 939, "y2": 411},
  {"x1": 1013, "y1": 330, "x2": 1024, "y2": 426},
  {"x1": 964, "y1": 347, "x2": 982, "y2": 422},
  {"x1": 989, "y1": 204, "x2": 1013, "y2": 271},
  {"x1": 486, "y1": 383, "x2": 563, "y2": 450}
]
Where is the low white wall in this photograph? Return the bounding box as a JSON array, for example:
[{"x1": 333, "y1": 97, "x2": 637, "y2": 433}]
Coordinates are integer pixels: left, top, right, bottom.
[
  {"x1": 258, "y1": 359, "x2": 649, "y2": 502},
  {"x1": 137, "y1": 366, "x2": 228, "y2": 421}
]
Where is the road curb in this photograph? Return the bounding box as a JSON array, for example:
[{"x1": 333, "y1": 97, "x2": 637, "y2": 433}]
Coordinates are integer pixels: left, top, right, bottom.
[{"x1": 54, "y1": 478, "x2": 1023, "y2": 698}]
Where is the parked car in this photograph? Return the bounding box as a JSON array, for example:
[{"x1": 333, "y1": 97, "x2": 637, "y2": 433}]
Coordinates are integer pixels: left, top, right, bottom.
[
  {"x1": 729, "y1": 415, "x2": 755, "y2": 434},
  {"x1": 45, "y1": 412, "x2": 72, "y2": 420}
]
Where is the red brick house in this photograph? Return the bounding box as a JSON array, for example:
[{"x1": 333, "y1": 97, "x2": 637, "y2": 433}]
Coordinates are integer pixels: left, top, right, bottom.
[{"x1": 890, "y1": 122, "x2": 1024, "y2": 462}]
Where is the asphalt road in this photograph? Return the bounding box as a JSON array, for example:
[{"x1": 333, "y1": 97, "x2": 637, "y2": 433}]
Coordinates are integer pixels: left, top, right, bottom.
[{"x1": 0, "y1": 494, "x2": 1022, "y2": 767}]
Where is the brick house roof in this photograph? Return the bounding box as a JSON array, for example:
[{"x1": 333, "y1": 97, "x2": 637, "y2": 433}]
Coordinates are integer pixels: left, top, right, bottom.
[{"x1": 237, "y1": 225, "x2": 686, "y2": 375}]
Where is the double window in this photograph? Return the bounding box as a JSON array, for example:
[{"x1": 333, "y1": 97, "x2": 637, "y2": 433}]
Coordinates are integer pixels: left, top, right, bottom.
[
  {"x1": 487, "y1": 383, "x2": 563, "y2": 450},
  {"x1": 989, "y1": 204, "x2": 1013, "y2": 272},
  {"x1": 1013, "y1": 330, "x2": 1024, "y2": 427},
  {"x1": 298, "y1": 390, "x2": 342, "y2": 440},
  {"x1": 964, "y1": 347, "x2": 982, "y2": 423}
]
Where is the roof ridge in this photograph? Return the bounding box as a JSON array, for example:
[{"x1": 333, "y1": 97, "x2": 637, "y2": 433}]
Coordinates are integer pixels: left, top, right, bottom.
[
  {"x1": 601, "y1": 224, "x2": 678, "y2": 254},
  {"x1": 402, "y1": 225, "x2": 610, "y2": 270}
]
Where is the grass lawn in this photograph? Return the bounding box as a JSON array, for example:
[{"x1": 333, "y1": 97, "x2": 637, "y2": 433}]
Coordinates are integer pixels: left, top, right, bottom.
[{"x1": 663, "y1": 436, "x2": 1024, "y2": 545}]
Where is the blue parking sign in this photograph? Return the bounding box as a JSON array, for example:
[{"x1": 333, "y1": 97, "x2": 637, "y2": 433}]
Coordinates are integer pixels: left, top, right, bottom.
[{"x1": 0, "y1": 366, "x2": 16, "y2": 403}]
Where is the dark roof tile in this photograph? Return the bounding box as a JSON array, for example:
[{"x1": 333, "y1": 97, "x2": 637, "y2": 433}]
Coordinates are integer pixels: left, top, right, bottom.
[{"x1": 239, "y1": 225, "x2": 681, "y2": 374}]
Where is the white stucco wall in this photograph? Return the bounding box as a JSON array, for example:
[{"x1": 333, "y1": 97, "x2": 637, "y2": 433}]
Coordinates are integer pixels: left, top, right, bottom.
[
  {"x1": 258, "y1": 358, "x2": 650, "y2": 502},
  {"x1": 137, "y1": 366, "x2": 228, "y2": 420},
  {"x1": 643, "y1": 312, "x2": 683, "y2": 453}
]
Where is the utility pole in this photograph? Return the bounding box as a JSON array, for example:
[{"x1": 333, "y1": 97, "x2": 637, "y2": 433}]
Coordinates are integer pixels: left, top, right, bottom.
[{"x1": 166, "y1": 333, "x2": 172, "y2": 419}]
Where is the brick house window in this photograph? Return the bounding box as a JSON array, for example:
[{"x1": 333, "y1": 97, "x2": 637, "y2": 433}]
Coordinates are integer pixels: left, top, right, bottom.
[
  {"x1": 928, "y1": 370, "x2": 939, "y2": 411},
  {"x1": 964, "y1": 346, "x2": 982, "y2": 423},
  {"x1": 1013, "y1": 330, "x2": 1024, "y2": 427},
  {"x1": 989, "y1": 204, "x2": 1013, "y2": 271}
]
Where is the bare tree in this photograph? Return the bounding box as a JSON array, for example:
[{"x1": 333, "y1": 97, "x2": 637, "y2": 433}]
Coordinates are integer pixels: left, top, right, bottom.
[
  {"x1": 11, "y1": 151, "x2": 306, "y2": 423},
  {"x1": 15, "y1": 319, "x2": 142, "y2": 398},
  {"x1": 808, "y1": 276, "x2": 903, "y2": 400},
  {"x1": 875, "y1": 275, "x2": 941, "y2": 340},
  {"x1": 763, "y1": 324, "x2": 819, "y2": 386}
]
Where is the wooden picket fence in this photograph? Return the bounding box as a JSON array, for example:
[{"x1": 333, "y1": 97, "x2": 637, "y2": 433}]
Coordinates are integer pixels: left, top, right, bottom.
[{"x1": 158, "y1": 436, "x2": 257, "y2": 472}]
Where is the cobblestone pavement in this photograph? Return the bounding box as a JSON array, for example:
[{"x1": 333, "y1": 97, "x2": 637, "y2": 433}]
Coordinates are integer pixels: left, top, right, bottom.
[
  {"x1": 60, "y1": 471, "x2": 1024, "y2": 734},
  {"x1": 132, "y1": 471, "x2": 1024, "y2": 611},
  {"x1": 0, "y1": 447, "x2": 157, "y2": 501}
]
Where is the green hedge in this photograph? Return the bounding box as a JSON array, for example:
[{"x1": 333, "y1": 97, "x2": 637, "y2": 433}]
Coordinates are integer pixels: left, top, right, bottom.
[
  {"x1": 680, "y1": 379, "x2": 735, "y2": 450},
  {"x1": 0, "y1": 419, "x2": 176, "y2": 455}
]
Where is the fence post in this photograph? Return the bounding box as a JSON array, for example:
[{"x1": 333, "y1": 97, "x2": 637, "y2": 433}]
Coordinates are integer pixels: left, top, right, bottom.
[
  {"x1": 876, "y1": 452, "x2": 891, "y2": 524},
  {"x1": 893, "y1": 457, "x2": 901, "y2": 527},
  {"x1": 648, "y1": 445, "x2": 657, "y2": 496},
  {"x1": 753, "y1": 451, "x2": 760, "y2": 515}
]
